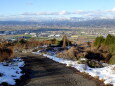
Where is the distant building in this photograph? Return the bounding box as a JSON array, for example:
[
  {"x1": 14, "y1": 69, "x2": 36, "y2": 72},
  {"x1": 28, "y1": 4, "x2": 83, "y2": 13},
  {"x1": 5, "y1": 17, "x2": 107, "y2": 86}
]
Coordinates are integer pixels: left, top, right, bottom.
[
  {"x1": 55, "y1": 34, "x2": 60, "y2": 37},
  {"x1": 30, "y1": 33, "x2": 37, "y2": 37},
  {"x1": 48, "y1": 34, "x2": 55, "y2": 37},
  {"x1": 25, "y1": 33, "x2": 28, "y2": 35},
  {"x1": 71, "y1": 35, "x2": 78, "y2": 38}
]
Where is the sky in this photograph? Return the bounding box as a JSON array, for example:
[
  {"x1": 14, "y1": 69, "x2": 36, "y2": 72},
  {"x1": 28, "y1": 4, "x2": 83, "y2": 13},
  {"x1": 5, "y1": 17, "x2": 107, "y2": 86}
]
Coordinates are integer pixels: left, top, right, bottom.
[{"x1": 0, "y1": 0, "x2": 115, "y2": 21}]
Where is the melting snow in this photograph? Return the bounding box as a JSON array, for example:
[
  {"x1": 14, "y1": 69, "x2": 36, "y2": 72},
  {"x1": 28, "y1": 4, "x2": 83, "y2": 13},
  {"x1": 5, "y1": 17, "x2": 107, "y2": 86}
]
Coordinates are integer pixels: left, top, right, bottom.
[
  {"x1": 0, "y1": 57, "x2": 25, "y2": 85},
  {"x1": 33, "y1": 51, "x2": 115, "y2": 86}
]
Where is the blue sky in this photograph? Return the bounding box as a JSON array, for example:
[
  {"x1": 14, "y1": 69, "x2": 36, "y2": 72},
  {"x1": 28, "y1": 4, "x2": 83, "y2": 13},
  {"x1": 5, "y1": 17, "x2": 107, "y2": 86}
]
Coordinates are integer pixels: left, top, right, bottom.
[{"x1": 0, "y1": 0, "x2": 115, "y2": 20}]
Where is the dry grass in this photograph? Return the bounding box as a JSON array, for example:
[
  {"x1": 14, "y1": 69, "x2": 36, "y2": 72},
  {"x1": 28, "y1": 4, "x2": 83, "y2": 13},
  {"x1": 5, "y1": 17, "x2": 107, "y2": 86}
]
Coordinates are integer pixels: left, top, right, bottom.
[
  {"x1": 57, "y1": 46, "x2": 78, "y2": 59},
  {"x1": 0, "y1": 42, "x2": 14, "y2": 62},
  {"x1": 0, "y1": 47, "x2": 14, "y2": 62}
]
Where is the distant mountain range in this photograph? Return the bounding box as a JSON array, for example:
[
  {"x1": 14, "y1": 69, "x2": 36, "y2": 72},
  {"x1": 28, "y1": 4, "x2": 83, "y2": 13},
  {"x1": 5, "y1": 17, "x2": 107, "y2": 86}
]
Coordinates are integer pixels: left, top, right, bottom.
[{"x1": 0, "y1": 18, "x2": 115, "y2": 28}]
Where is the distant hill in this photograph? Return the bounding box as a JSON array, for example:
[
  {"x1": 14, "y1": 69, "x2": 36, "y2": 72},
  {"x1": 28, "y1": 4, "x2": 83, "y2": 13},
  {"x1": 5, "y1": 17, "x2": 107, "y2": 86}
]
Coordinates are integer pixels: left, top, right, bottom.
[{"x1": 0, "y1": 19, "x2": 115, "y2": 28}]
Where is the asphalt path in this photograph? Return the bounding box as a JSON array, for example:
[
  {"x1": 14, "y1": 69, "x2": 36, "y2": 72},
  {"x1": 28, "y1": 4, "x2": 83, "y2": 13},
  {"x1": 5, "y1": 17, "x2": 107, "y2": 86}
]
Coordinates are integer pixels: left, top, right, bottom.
[{"x1": 18, "y1": 54, "x2": 107, "y2": 86}]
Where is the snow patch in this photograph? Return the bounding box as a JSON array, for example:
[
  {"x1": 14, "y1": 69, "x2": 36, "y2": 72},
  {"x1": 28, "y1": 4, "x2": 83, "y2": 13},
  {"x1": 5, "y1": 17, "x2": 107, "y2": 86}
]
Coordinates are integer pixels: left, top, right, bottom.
[
  {"x1": 33, "y1": 51, "x2": 115, "y2": 86},
  {"x1": 0, "y1": 57, "x2": 25, "y2": 85}
]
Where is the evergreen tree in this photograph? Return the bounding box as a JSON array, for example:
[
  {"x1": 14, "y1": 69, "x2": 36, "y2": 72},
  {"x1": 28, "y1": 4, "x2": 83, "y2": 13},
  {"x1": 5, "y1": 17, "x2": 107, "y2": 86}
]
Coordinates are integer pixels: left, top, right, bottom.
[
  {"x1": 104, "y1": 34, "x2": 115, "y2": 45},
  {"x1": 94, "y1": 36, "x2": 105, "y2": 47}
]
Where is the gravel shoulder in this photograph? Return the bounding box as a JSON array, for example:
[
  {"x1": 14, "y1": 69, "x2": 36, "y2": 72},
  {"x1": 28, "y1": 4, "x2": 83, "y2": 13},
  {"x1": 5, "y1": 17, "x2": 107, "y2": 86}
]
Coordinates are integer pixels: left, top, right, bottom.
[{"x1": 16, "y1": 53, "x2": 109, "y2": 86}]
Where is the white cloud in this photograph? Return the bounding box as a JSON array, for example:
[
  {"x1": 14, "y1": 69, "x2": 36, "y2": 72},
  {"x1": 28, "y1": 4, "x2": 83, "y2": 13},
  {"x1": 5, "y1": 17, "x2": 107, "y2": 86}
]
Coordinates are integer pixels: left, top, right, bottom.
[
  {"x1": 1, "y1": 8, "x2": 115, "y2": 21},
  {"x1": 59, "y1": 11, "x2": 70, "y2": 15},
  {"x1": 21, "y1": 11, "x2": 72, "y2": 15},
  {"x1": 20, "y1": 9, "x2": 115, "y2": 17},
  {"x1": 112, "y1": 7, "x2": 115, "y2": 12}
]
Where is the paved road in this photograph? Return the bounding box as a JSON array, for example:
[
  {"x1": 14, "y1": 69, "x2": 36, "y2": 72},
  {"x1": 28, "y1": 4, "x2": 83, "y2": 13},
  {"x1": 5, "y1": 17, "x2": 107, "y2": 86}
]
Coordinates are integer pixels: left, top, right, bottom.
[{"x1": 20, "y1": 54, "x2": 104, "y2": 86}]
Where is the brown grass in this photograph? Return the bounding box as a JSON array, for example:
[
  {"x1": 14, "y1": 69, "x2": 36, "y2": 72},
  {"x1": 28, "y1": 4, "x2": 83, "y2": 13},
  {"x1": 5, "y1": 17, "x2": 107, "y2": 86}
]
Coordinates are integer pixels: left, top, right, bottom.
[
  {"x1": 0, "y1": 47, "x2": 14, "y2": 62},
  {"x1": 0, "y1": 42, "x2": 14, "y2": 62}
]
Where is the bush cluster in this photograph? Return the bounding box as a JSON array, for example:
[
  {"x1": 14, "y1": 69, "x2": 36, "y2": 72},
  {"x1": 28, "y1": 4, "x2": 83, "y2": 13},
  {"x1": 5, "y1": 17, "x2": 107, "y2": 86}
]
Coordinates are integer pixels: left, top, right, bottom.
[
  {"x1": 57, "y1": 46, "x2": 77, "y2": 60},
  {"x1": 94, "y1": 36, "x2": 105, "y2": 48},
  {"x1": 56, "y1": 35, "x2": 72, "y2": 47},
  {"x1": 94, "y1": 34, "x2": 115, "y2": 64},
  {"x1": 0, "y1": 47, "x2": 14, "y2": 62},
  {"x1": 0, "y1": 39, "x2": 51, "y2": 62},
  {"x1": 94, "y1": 34, "x2": 115, "y2": 52},
  {"x1": 14, "y1": 39, "x2": 56, "y2": 50}
]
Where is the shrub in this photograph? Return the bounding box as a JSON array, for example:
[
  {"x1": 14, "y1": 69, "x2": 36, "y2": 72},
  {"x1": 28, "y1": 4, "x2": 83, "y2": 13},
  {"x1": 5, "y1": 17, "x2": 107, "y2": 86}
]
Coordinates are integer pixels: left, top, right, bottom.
[
  {"x1": 57, "y1": 35, "x2": 71, "y2": 47},
  {"x1": 50, "y1": 38, "x2": 57, "y2": 44},
  {"x1": 57, "y1": 46, "x2": 77, "y2": 59},
  {"x1": 87, "y1": 60, "x2": 103, "y2": 68},
  {"x1": 19, "y1": 39, "x2": 27, "y2": 45},
  {"x1": 85, "y1": 51, "x2": 105, "y2": 61},
  {"x1": 94, "y1": 34, "x2": 115, "y2": 52},
  {"x1": 67, "y1": 47, "x2": 78, "y2": 58},
  {"x1": 94, "y1": 36, "x2": 105, "y2": 48},
  {"x1": 15, "y1": 39, "x2": 45, "y2": 50},
  {"x1": 93, "y1": 34, "x2": 115, "y2": 64},
  {"x1": 104, "y1": 34, "x2": 115, "y2": 45},
  {"x1": 109, "y1": 55, "x2": 115, "y2": 64},
  {"x1": 109, "y1": 44, "x2": 115, "y2": 53},
  {"x1": 0, "y1": 48, "x2": 14, "y2": 62},
  {"x1": 55, "y1": 40, "x2": 61, "y2": 46}
]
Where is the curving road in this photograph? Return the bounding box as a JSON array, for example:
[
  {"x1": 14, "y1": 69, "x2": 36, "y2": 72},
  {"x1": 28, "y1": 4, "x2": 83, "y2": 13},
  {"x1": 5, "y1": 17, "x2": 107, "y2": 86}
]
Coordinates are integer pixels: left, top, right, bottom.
[{"x1": 18, "y1": 53, "x2": 107, "y2": 86}]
